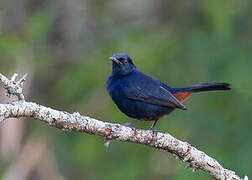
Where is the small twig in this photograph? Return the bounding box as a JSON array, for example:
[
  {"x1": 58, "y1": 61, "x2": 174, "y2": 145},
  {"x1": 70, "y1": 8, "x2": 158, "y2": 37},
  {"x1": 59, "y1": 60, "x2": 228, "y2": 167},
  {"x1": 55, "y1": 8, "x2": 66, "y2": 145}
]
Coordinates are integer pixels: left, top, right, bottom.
[
  {"x1": 17, "y1": 74, "x2": 27, "y2": 86},
  {"x1": 0, "y1": 73, "x2": 27, "y2": 100},
  {"x1": 10, "y1": 73, "x2": 18, "y2": 82}
]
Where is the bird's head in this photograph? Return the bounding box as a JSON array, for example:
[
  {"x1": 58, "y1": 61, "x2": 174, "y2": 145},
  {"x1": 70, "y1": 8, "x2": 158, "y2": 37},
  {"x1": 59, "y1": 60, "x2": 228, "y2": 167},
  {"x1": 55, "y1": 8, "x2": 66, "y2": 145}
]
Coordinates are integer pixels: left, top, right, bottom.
[{"x1": 109, "y1": 53, "x2": 135, "y2": 76}]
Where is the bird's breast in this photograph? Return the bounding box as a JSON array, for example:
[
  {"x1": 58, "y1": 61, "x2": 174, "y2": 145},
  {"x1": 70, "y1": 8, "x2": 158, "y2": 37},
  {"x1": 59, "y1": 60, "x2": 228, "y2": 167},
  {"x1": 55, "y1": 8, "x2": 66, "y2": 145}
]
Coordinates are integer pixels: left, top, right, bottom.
[{"x1": 106, "y1": 72, "x2": 174, "y2": 120}]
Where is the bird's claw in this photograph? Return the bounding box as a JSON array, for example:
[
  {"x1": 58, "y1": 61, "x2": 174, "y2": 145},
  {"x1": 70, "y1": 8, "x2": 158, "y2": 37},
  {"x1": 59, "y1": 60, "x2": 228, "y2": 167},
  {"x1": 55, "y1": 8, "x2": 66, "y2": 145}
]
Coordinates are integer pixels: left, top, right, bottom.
[
  {"x1": 128, "y1": 126, "x2": 136, "y2": 131},
  {"x1": 149, "y1": 128, "x2": 158, "y2": 136}
]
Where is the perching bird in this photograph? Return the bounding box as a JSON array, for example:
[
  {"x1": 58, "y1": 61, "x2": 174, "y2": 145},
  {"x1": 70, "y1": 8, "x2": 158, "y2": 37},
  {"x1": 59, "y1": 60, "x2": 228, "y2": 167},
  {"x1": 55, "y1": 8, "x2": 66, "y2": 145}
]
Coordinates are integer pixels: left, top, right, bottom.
[{"x1": 107, "y1": 53, "x2": 231, "y2": 130}]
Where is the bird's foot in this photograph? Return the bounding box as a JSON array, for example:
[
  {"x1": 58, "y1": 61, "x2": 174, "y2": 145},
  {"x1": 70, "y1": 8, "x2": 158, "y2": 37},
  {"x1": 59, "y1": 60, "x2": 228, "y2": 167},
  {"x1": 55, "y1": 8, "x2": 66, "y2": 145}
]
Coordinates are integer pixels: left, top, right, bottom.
[
  {"x1": 123, "y1": 122, "x2": 134, "y2": 127},
  {"x1": 122, "y1": 119, "x2": 140, "y2": 131},
  {"x1": 149, "y1": 127, "x2": 158, "y2": 136},
  {"x1": 128, "y1": 126, "x2": 137, "y2": 131}
]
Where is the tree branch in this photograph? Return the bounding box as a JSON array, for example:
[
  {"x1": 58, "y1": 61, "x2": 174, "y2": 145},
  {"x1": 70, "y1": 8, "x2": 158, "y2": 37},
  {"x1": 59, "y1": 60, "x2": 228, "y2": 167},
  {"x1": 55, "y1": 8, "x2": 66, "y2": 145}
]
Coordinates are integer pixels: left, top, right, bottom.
[{"x1": 0, "y1": 73, "x2": 248, "y2": 180}]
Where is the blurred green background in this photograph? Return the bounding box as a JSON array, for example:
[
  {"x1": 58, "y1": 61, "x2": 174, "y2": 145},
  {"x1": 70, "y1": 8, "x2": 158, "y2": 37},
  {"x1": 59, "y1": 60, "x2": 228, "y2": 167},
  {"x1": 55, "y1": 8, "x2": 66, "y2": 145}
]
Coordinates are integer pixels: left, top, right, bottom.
[{"x1": 0, "y1": 0, "x2": 251, "y2": 179}]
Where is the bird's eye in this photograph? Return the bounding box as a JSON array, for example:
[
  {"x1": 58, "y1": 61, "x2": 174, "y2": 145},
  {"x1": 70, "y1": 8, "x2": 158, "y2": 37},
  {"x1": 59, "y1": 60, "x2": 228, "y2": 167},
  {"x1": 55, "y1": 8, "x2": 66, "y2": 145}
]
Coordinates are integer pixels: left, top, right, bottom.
[{"x1": 118, "y1": 58, "x2": 128, "y2": 64}]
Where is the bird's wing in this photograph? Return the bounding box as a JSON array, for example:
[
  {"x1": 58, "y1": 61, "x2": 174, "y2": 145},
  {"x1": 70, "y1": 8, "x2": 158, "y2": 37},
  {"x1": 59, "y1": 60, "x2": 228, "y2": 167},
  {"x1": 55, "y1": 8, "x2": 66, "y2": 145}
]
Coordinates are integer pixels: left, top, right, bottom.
[{"x1": 123, "y1": 81, "x2": 187, "y2": 110}]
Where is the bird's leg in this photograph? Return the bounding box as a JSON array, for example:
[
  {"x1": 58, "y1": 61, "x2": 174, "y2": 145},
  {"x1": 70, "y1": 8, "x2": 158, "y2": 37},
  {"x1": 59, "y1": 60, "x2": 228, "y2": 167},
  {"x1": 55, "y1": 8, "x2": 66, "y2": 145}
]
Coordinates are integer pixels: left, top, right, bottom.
[
  {"x1": 149, "y1": 120, "x2": 158, "y2": 134},
  {"x1": 122, "y1": 119, "x2": 141, "y2": 127}
]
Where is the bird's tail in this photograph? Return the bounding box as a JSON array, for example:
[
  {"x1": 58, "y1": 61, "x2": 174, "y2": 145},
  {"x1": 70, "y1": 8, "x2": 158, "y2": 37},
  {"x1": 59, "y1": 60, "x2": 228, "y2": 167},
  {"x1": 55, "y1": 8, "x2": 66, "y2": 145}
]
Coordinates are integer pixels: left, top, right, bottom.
[
  {"x1": 174, "y1": 83, "x2": 231, "y2": 93},
  {"x1": 172, "y1": 83, "x2": 231, "y2": 103}
]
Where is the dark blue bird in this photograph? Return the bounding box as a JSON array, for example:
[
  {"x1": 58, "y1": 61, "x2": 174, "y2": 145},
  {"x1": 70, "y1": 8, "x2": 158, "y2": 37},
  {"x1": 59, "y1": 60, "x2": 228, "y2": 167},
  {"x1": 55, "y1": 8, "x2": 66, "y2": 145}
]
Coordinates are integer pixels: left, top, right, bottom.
[{"x1": 107, "y1": 53, "x2": 231, "y2": 130}]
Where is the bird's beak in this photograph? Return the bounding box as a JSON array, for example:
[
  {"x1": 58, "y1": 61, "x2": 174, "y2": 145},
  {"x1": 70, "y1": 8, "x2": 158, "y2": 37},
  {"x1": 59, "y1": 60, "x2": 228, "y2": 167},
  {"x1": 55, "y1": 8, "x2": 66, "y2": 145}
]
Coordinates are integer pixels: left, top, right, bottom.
[{"x1": 109, "y1": 57, "x2": 122, "y2": 64}]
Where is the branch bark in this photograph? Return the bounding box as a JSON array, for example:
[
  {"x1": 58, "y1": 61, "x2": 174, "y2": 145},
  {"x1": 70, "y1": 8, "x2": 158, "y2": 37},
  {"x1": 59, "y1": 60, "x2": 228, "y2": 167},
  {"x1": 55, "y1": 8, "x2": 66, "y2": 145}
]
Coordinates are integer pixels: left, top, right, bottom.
[{"x1": 0, "y1": 73, "x2": 248, "y2": 180}]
